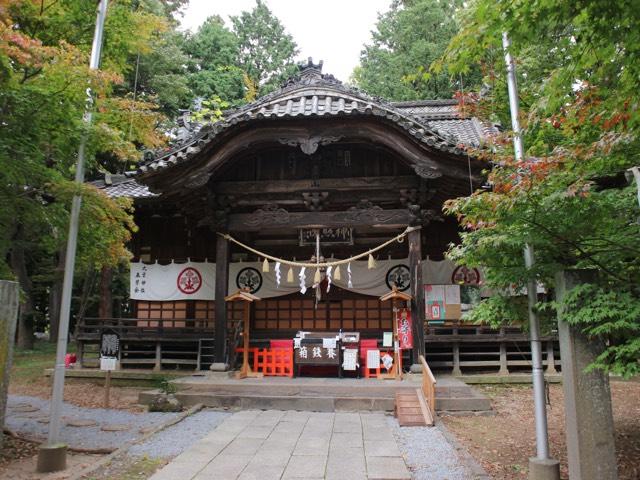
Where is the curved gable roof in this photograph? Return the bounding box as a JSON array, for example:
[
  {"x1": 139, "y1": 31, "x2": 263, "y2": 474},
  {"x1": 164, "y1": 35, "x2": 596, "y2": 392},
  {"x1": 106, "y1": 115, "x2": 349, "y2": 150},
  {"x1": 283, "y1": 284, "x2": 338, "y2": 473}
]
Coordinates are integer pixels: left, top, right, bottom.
[{"x1": 138, "y1": 60, "x2": 478, "y2": 176}]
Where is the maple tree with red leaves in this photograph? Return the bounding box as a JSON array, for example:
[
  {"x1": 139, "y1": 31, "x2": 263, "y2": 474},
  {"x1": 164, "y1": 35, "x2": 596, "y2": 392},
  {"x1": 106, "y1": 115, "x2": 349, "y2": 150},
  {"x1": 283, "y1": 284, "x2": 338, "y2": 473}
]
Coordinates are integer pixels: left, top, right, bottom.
[{"x1": 437, "y1": 0, "x2": 640, "y2": 377}]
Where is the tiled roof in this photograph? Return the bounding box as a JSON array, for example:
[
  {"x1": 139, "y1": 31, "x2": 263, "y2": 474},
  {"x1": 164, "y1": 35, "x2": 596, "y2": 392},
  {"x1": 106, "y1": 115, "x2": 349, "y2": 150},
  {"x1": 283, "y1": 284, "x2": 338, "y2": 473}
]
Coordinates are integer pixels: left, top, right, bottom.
[
  {"x1": 91, "y1": 174, "x2": 157, "y2": 199},
  {"x1": 392, "y1": 100, "x2": 499, "y2": 147},
  {"x1": 138, "y1": 61, "x2": 488, "y2": 175}
]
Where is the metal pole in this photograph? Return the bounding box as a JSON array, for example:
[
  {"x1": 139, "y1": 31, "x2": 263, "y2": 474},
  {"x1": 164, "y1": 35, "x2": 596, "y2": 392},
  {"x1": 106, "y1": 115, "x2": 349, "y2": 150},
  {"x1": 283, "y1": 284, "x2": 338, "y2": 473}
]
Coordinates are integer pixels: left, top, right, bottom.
[
  {"x1": 502, "y1": 32, "x2": 551, "y2": 461},
  {"x1": 46, "y1": 0, "x2": 109, "y2": 446},
  {"x1": 523, "y1": 245, "x2": 550, "y2": 459}
]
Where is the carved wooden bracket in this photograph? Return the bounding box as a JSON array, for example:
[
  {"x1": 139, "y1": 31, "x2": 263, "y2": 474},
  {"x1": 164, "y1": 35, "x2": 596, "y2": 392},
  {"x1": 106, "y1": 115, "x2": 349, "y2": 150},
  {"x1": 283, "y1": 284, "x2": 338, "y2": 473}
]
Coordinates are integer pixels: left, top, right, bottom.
[
  {"x1": 408, "y1": 204, "x2": 444, "y2": 227},
  {"x1": 302, "y1": 191, "x2": 329, "y2": 211},
  {"x1": 344, "y1": 200, "x2": 407, "y2": 224},
  {"x1": 278, "y1": 135, "x2": 343, "y2": 155},
  {"x1": 198, "y1": 210, "x2": 229, "y2": 230},
  {"x1": 244, "y1": 204, "x2": 291, "y2": 227}
]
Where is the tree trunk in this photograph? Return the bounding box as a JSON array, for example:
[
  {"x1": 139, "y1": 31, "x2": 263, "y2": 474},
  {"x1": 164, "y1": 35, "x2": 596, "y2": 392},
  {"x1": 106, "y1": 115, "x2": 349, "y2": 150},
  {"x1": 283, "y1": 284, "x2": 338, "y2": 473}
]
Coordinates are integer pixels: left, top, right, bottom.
[
  {"x1": 48, "y1": 249, "x2": 65, "y2": 343},
  {"x1": 10, "y1": 226, "x2": 34, "y2": 350},
  {"x1": 98, "y1": 266, "x2": 113, "y2": 318}
]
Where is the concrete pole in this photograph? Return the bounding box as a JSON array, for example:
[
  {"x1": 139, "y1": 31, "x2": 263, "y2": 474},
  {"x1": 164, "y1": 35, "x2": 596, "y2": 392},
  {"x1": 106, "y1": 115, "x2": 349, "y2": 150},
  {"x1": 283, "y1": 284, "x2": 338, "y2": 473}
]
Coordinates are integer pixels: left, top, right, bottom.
[
  {"x1": 37, "y1": 1, "x2": 109, "y2": 473},
  {"x1": 0, "y1": 281, "x2": 20, "y2": 450},
  {"x1": 502, "y1": 32, "x2": 560, "y2": 479},
  {"x1": 555, "y1": 270, "x2": 617, "y2": 480}
]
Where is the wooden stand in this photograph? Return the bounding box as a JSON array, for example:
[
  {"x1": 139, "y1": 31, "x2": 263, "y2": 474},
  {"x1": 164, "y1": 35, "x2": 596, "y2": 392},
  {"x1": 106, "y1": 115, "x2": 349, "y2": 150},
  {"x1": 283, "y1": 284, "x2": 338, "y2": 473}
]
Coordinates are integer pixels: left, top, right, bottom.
[
  {"x1": 378, "y1": 287, "x2": 412, "y2": 380},
  {"x1": 226, "y1": 289, "x2": 263, "y2": 379}
]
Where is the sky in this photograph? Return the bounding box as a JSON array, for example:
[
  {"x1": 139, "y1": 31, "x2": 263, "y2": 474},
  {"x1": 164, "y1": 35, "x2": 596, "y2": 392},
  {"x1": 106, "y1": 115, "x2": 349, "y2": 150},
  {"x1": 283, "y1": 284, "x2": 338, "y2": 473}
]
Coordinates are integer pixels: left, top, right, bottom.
[{"x1": 179, "y1": 0, "x2": 392, "y2": 82}]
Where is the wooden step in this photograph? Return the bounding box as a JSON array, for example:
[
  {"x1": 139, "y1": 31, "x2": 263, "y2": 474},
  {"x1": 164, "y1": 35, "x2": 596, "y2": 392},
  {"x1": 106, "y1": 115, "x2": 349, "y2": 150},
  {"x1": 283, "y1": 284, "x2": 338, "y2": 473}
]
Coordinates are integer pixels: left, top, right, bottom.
[{"x1": 394, "y1": 389, "x2": 434, "y2": 427}]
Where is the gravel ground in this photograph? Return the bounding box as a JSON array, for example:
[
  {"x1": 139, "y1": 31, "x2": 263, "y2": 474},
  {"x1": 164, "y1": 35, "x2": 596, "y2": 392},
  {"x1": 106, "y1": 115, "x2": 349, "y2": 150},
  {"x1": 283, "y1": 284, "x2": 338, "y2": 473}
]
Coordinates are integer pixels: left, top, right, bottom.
[
  {"x1": 129, "y1": 409, "x2": 231, "y2": 459},
  {"x1": 5, "y1": 395, "x2": 180, "y2": 450},
  {"x1": 387, "y1": 416, "x2": 483, "y2": 480}
]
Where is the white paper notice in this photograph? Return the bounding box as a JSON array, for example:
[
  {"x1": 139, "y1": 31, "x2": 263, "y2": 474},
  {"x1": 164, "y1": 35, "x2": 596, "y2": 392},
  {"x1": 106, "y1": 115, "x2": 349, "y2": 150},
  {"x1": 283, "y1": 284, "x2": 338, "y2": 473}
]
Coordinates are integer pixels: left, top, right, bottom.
[
  {"x1": 342, "y1": 349, "x2": 358, "y2": 371},
  {"x1": 367, "y1": 349, "x2": 380, "y2": 369},
  {"x1": 100, "y1": 357, "x2": 117, "y2": 371},
  {"x1": 426, "y1": 285, "x2": 445, "y2": 302},
  {"x1": 445, "y1": 285, "x2": 461, "y2": 304},
  {"x1": 383, "y1": 332, "x2": 393, "y2": 347},
  {"x1": 381, "y1": 353, "x2": 394, "y2": 371},
  {"x1": 323, "y1": 337, "x2": 337, "y2": 349}
]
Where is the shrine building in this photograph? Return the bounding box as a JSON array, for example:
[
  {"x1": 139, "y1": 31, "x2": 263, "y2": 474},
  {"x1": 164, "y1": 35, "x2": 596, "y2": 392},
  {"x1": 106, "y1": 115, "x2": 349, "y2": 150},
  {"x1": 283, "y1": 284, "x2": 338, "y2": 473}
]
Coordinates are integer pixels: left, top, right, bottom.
[{"x1": 82, "y1": 60, "x2": 559, "y2": 376}]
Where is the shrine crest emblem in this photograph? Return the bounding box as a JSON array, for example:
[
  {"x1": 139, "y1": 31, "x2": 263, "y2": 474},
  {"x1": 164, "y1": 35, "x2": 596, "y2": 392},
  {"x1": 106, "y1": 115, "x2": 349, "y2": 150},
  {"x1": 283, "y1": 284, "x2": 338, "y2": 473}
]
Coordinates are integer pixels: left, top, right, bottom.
[
  {"x1": 451, "y1": 265, "x2": 481, "y2": 285},
  {"x1": 177, "y1": 267, "x2": 203, "y2": 294},
  {"x1": 236, "y1": 267, "x2": 262, "y2": 294},
  {"x1": 385, "y1": 264, "x2": 410, "y2": 291}
]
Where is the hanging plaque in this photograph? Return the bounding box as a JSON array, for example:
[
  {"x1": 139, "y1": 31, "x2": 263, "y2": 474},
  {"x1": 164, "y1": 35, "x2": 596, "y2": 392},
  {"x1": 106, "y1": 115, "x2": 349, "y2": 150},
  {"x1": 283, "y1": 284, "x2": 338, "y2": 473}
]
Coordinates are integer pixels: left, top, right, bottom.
[{"x1": 299, "y1": 228, "x2": 353, "y2": 246}]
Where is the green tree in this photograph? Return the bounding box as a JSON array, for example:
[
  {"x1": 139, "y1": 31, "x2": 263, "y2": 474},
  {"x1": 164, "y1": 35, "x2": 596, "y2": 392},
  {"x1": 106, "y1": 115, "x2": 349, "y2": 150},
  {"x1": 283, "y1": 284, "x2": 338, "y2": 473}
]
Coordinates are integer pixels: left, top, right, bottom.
[
  {"x1": 441, "y1": 0, "x2": 640, "y2": 377},
  {"x1": 353, "y1": 0, "x2": 471, "y2": 100},
  {"x1": 183, "y1": 15, "x2": 246, "y2": 105},
  {"x1": 0, "y1": 0, "x2": 167, "y2": 347},
  {"x1": 230, "y1": 0, "x2": 298, "y2": 97}
]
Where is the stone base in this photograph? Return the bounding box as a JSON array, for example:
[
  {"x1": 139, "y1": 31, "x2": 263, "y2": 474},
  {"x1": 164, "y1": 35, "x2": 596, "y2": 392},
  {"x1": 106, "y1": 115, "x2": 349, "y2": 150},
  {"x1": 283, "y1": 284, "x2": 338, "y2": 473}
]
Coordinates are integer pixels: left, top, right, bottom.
[
  {"x1": 529, "y1": 457, "x2": 560, "y2": 480},
  {"x1": 409, "y1": 363, "x2": 422, "y2": 374},
  {"x1": 209, "y1": 363, "x2": 228, "y2": 372},
  {"x1": 37, "y1": 444, "x2": 67, "y2": 473}
]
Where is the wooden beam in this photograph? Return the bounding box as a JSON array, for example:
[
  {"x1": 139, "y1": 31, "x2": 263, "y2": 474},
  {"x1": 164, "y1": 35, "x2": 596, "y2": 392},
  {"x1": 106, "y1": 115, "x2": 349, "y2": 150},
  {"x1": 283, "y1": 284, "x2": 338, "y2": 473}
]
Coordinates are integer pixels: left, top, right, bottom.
[
  {"x1": 227, "y1": 208, "x2": 412, "y2": 232},
  {"x1": 213, "y1": 176, "x2": 420, "y2": 195}
]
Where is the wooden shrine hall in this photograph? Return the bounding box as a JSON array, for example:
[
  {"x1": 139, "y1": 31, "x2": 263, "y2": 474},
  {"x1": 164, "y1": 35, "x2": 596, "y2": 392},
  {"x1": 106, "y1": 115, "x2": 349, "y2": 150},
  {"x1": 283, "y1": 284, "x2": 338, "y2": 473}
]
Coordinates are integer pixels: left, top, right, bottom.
[{"x1": 81, "y1": 59, "x2": 560, "y2": 377}]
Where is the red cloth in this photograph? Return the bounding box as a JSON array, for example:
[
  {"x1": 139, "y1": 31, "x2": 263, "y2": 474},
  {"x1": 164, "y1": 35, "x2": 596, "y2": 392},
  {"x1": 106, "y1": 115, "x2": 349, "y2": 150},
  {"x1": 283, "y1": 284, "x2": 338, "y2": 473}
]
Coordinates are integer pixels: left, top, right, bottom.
[
  {"x1": 270, "y1": 339, "x2": 293, "y2": 349},
  {"x1": 359, "y1": 339, "x2": 378, "y2": 365}
]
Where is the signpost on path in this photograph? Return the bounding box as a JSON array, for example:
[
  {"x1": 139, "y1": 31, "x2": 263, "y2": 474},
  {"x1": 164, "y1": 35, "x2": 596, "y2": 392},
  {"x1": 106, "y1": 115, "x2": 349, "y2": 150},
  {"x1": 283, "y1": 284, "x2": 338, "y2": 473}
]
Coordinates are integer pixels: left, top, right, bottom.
[{"x1": 100, "y1": 331, "x2": 120, "y2": 408}]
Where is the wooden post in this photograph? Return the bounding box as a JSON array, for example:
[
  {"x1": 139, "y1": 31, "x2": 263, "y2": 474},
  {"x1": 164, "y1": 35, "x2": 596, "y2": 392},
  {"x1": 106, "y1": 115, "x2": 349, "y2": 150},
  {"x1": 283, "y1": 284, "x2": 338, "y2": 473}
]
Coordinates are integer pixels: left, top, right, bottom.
[
  {"x1": 545, "y1": 340, "x2": 557, "y2": 374},
  {"x1": 452, "y1": 342, "x2": 462, "y2": 376},
  {"x1": 154, "y1": 342, "x2": 161, "y2": 372},
  {"x1": 379, "y1": 287, "x2": 411, "y2": 380},
  {"x1": 226, "y1": 290, "x2": 262, "y2": 379},
  {"x1": 408, "y1": 227, "x2": 425, "y2": 365},
  {"x1": 214, "y1": 234, "x2": 230, "y2": 365},
  {"x1": 499, "y1": 341, "x2": 509, "y2": 375},
  {"x1": 76, "y1": 341, "x2": 84, "y2": 368},
  {"x1": 499, "y1": 327, "x2": 509, "y2": 375},
  {"x1": 104, "y1": 370, "x2": 111, "y2": 408}
]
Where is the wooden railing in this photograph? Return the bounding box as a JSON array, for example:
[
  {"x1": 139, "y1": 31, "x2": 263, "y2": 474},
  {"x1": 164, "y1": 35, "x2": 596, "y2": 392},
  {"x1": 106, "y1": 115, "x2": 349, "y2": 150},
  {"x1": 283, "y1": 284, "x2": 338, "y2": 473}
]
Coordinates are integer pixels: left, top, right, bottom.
[
  {"x1": 419, "y1": 354, "x2": 437, "y2": 413},
  {"x1": 77, "y1": 317, "x2": 214, "y2": 339}
]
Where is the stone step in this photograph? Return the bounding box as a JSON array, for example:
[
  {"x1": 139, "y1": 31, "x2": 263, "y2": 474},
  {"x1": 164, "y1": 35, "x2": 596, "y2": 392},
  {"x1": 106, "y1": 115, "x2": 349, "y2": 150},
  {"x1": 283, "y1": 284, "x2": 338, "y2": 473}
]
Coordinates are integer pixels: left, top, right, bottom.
[
  {"x1": 141, "y1": 390, "x2": 395, "y2": 412},
  {"x1": 139, "y1": 374, "x2": 493, "y2": 413}
]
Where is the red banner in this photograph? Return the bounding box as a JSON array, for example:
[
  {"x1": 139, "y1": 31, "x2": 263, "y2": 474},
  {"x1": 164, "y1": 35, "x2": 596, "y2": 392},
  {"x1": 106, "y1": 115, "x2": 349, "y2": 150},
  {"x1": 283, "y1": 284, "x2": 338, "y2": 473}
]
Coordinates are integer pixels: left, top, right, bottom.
[{"x1": 396, "y1": 308, "x2": 413, "y2": 349}]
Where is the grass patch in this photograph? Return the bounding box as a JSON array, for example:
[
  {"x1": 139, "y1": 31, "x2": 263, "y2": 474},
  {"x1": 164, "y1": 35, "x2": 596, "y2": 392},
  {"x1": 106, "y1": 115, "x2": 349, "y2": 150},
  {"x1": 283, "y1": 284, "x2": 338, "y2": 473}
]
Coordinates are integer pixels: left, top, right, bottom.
[
  {"x1": 11, "y1": 340, "x2": 74, "y2": 385},
  {"x1": 85, "y1": 455, "x2": 165, "y2": 480}
]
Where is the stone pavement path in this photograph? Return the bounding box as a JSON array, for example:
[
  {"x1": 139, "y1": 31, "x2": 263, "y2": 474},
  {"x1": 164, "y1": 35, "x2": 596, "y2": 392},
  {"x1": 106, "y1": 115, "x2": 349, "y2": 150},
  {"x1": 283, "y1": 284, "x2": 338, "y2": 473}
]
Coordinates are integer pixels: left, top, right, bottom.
[{"x1": 149, "y1": 410, "x2": 412, "y2": 480}]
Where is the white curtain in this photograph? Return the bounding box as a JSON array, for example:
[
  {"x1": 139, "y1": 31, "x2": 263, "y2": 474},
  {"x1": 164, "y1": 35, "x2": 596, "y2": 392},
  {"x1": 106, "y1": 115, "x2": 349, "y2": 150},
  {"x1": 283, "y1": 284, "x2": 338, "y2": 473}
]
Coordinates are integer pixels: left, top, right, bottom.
[{"x1": 129, "y1": 258, "x2": 476, "y2": 301}]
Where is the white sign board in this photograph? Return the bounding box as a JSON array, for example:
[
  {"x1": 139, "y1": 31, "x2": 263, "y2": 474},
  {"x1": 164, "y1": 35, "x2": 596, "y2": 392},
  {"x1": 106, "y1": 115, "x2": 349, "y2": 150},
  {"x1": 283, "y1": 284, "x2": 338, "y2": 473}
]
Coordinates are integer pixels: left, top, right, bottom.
[
  {"x1": 366, "y1": 349, "x2": 381, "y2": 369},
  {"x1": 100, "y1": 356, "x2": 117, "y2": 371},
  {"x1": 342, "y1": 349, "x2": 358, "y2": 371}
]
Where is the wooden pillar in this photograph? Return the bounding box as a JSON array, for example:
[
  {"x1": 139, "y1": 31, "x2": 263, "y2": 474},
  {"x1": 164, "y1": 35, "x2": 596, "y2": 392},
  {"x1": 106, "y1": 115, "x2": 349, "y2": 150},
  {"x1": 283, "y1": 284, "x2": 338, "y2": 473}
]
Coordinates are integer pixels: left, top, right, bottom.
[
  {"x1": 76, "y1": 341, "x2": 84, "y2": 368},
  {"x1": 546, "y1": 340, "x2": 557, "y2": 374},
  {"x1": 214, "y1": 234, "x2": 230, "y2": 365},
  {"x1": 499, "y1": 342, "x2": 509, "y2": 375},
  {"x1": 154, "y1": 342, "x2": 161, "y2": 372},
  {"x1": 499, "y1": 327, "x2": 509, "y2": 375},
  {"x1": 408, "y1": 228, "x2": 425, "y2": 364}
]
